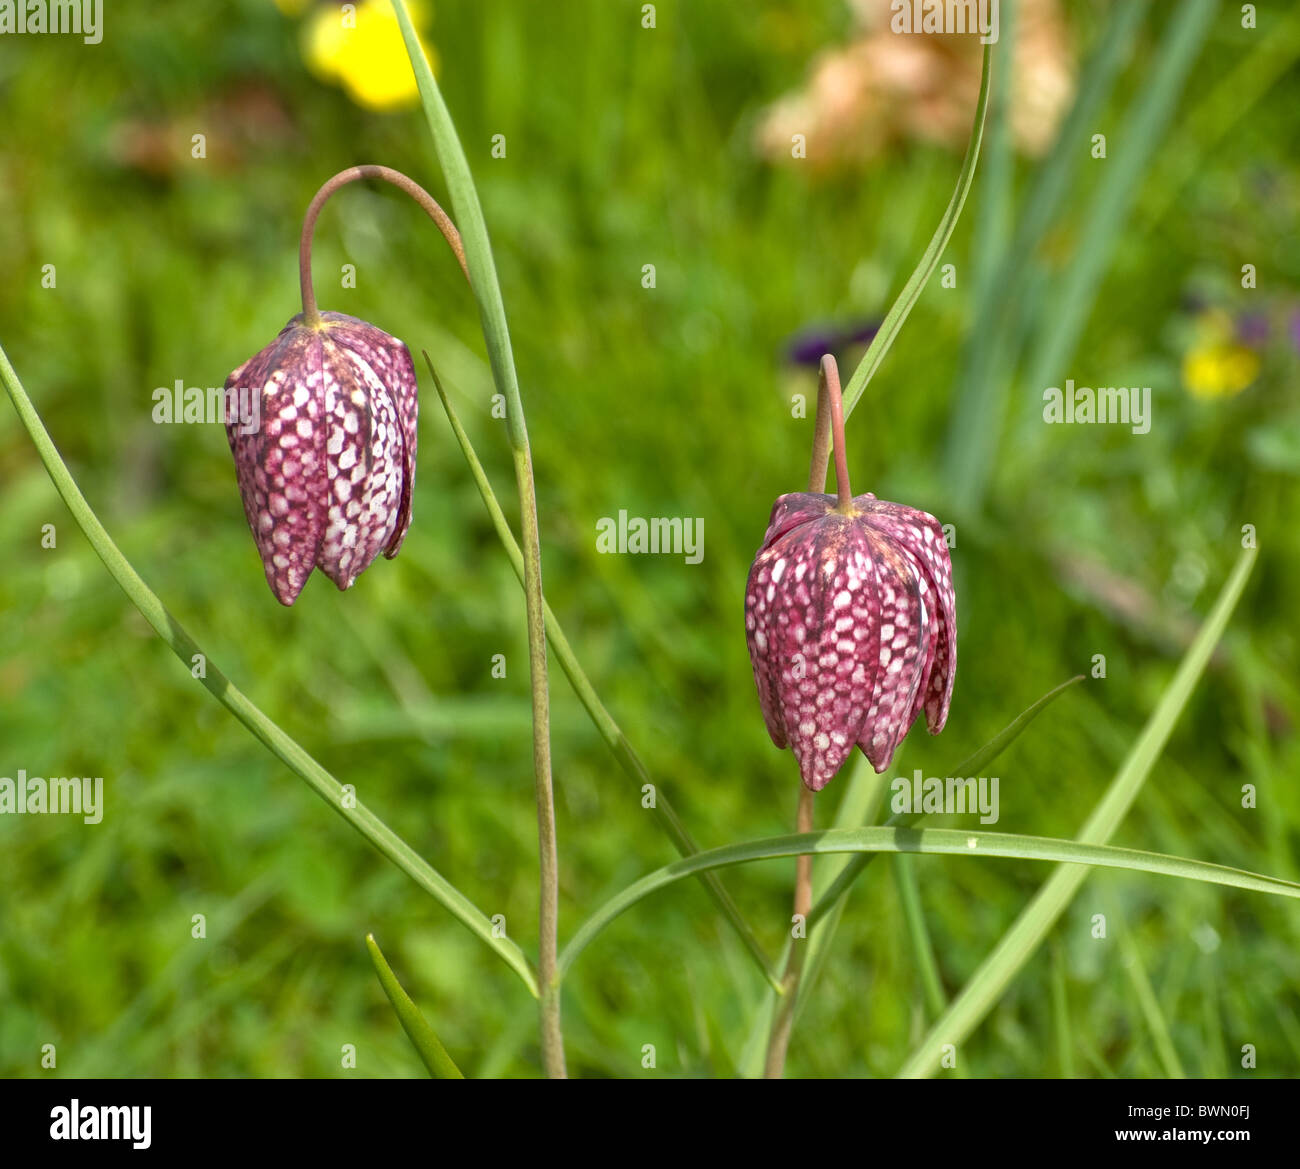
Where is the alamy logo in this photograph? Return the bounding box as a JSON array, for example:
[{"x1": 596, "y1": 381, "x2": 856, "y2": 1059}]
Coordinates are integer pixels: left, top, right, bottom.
[
  {"x1": 889, "y1": 0, "x2": 1000, "y2": 44},
  {"x1": 595, "y1": 510, "x2": 704, "y2": 564},
  {"x1": 152, "y1": 381, "x2": 261, "y2": 436},
  {"x1": 0, "y1": 770, "x2": 103, "y2": 824},
  {"x1": 890, "y1": 769, "x2": 1000, "y2": 824},
  {"x1": 0, "y1": 0, "x2": 103, "y2": 44},
  {"x1": 50, "y1": 1100, "x2": 151, "y2": 1149},
  {"x1": 1042, "y1": 380, "x2": 1152, "y2": 435}
]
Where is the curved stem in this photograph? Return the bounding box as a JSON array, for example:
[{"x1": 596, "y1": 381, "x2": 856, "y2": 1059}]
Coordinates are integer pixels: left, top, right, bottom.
[
  {"x1": 298, "y1": 164, "x2": 470, "y2": 327},
  {"x1": 821, "y1": 354, "x2": 853, "y2": 509}
]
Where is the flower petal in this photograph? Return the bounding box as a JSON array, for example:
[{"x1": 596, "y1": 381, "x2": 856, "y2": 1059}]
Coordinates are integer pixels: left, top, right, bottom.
[
  {"x1": 315, "y1": 335, "x2": 405, "y2": 591},
  {"x1": 224, "y1": 326, "x2": 327, "y2": 606},
  {"x1": 855, "y1": 526, "x2": 927, "y2": 772},
  {"x1": 758, "y1": 492, "x2": 835, "y2": 547},
  {"x1": 745, "y1": 548, "x2": 790, "y2": 750},
  {"x1": 758, "y1": 515, "x2": 886, "y2": 790},
  {"x1": 322, "y1": 311, "x2": 418, "y2": 558},
  {"x1": 859, "y1": 497, "x2": 956, "y2": 731}
]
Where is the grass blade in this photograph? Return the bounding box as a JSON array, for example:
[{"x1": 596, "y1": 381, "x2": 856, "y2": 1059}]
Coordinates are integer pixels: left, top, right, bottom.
[
  {"x1": 895, "y1": 545, "x2": 1256, "y2": 1078},
  {"x1": 425, "y1": 352, "x2": 784, "y2": 992},
  {"x1": 0, "y1": 340, "x2": 538, "y2": 998},
  {"x1": 366, "y1": 934, "x2": 465, "y2": 1078},
  {"x1": 841, "y1": 43, "x2": 992, "y2": 421},
  {"x1": 559, "y1": 818, "x2": 1298, "y2": 978},
  {"x1": 893, "y1": 853, "x2": 947, "y2": 1021},
  {"x1": 1050, "y1": 941, "x2": 1075, "y2": 1078},
  {"x1": 737, "y1": 674, "x2": 1083, "y2": 1076},
  {"x1": 1016, "y1": 0, "x2": 1219, "y2": 439},
  {"x1": 944, "y1": 0, "x2": 1149, "y2": 505},
  {"x1": 1114, "y1": 910, "x2": 1186, "y2": 1078}
]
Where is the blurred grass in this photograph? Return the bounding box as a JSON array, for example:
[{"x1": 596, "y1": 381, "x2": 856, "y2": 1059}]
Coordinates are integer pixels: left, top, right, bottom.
[{"x1": 1, "y1": 0, "x2": 1299, "y2": 1078}]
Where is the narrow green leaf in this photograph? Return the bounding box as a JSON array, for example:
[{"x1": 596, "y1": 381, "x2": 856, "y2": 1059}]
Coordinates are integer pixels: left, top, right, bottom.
[
  {"x1": 951, "y1": 674, "x2": 1086, "y2": 779},
  {"x1": 841, "y1": 42, "x2": 992, "y2": 420},
  {"x1": 424, "y1": 352, "x2": 784, "y2": 994},
  {"x1": 1050, "y1": 941, "x2": 1074, "y2": 1078},
  {"x1": 366, "y1": 934, "x2": 465, "y2": 1079},
  {"x1": 391, "y1": 0, "x2": 527, "y2": 452},
  {"x1": 895, "y1": 546, "x2": 1256, "y2": 1078},
  {"x1": 810, "y1": 674, "x2": 1086, "y2": 924},
  {"x1": 1114, "y1": 909, "x2": 1185, "y2": 1078},
  {"x1": 559, "y1": 820, "x2": 1298, "y2": 978},
  {"x1": 738, "y1": 674, "x2": 1082, "y2": 1077},
  {"x1": 1016, "y1": 0, "x2": 1218, "y2": 439},
  {"x1": 0, "y1": 341, "x2": 538, "y2": 999},
  {"x1": 893, "y1": 853, "x2": 947, "y2": 1021},
  {"x1": 944, "y1": 0, "x2": 1149, "y2": 504}
]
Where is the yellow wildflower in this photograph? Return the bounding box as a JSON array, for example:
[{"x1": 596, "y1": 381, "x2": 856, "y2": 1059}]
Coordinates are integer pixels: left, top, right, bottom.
[
  {"x1": 302, "y1": 0, "x2": 435, "y2": 113},
  {"x1": 1182, "y1": 342, "x2": 1260, "y2": 399},
  {"x1": 1182, "y1": 309, "x2": 1260, "y2": 399}
]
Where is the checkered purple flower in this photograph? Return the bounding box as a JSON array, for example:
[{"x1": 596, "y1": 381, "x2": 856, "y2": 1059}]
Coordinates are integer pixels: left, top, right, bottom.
[
  {"x1": 224, "y1": 311, "x2": 418, "y2": 606},
  {"x1": 744, "y1": 491, "x2": 956, "y2": 791}
]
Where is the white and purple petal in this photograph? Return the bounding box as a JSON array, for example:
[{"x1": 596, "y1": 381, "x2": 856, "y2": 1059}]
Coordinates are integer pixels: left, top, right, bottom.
[
  {"x1": 744, "y1": 490, "x2": 957, "y2": 790},
  {"x1": 224, "y1": 311, "x2": 418, "y2": 606}
]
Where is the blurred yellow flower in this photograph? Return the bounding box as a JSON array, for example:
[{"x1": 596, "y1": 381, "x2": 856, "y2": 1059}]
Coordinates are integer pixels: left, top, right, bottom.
[
  {"x1": 1182, "y1": 341, "x2": 1260, "y2": 400},
  {"x1": 301, "y1": 0, "x2": 435, "y2": 113},
  {"x1": 1182, "y1": 308, "x2": 1260, "y2": 399}
]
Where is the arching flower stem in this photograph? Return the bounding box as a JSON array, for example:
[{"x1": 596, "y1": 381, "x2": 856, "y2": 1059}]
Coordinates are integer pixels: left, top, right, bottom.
[
  {"x1": 298, "y1": 164, "x2": 470, "y2": 328},
  {"x1": 824, "y1": 354, "x2": 854, "y2": 511}
]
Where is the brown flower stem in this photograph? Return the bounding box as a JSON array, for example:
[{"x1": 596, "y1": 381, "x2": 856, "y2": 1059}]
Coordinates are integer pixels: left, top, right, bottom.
[
  {"x1": 764, "y1": 358, "x2": 846, "y2": 1078},
  {"x1": 807, "y1": 359, "x2": 833, "y2": 493},
  {"x1": 822, "y1": 354, "x2": 854, "y2": 509},
  {"x1": 764, "y1": 784, "x2": 815, "y2": 1078},
  {"x1": 298, "y1": 165, "x2": 470, "y2": 327}
]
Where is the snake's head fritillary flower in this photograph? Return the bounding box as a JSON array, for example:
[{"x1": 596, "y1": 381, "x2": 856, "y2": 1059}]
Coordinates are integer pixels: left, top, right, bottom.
[
  {"x1": 744, "y1": 491, "x2": 956, "y2": 791},
  {"x1": 224, "y1": 310, "x2": 418, "y2": 606}
]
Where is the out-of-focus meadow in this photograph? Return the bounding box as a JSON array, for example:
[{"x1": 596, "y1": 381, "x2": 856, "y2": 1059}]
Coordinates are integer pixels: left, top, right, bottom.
[{"x1": 1, "y1": 0, "x2": 1298, "y2": 1077}]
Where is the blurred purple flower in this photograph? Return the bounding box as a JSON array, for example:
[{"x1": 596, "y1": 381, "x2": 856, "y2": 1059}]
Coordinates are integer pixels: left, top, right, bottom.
[
  {"x1": 1237, "y1": 312, "x2": 1270, "y2": 347},
  {"x1": 786, "y1": 319, "x2": 880, "y2": 368}
]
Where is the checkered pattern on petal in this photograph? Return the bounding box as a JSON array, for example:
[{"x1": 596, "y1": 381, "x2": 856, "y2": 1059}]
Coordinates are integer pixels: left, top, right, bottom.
[
  {"x1": 223, "y1": 311, "x2": 419, "y2": 605},
  {"x1": 322, "y1": 312, "x2": 418, "y2": 558},
  {"x1": 224, "y1": 325, "x2": 328, "y2": 606},
  {"x1": 744, "y1": 490, "x2": 957, "y2": 790},
  {"x1": 858, "y1": 497, "x2": 956, "y2": 732}
]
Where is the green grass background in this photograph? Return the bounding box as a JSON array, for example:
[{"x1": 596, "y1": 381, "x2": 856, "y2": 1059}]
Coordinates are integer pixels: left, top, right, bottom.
[{"x1": 1, "y1": 0, "x2": 1298, "y2": 1077}]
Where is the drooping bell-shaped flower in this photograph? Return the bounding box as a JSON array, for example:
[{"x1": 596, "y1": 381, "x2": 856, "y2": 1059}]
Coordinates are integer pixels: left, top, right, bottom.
[
  {"x1": 224, "y1": 310, "x2": 418, "y2": 605},
  {"x1": 744, "y1": 356, "x2": 955, "y2": 791}
]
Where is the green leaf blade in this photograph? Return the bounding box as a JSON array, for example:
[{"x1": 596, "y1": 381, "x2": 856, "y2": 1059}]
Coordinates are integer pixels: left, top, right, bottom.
[
  {"x1": 560, "y1": 819, "x2": 1298, "y2": 981},
  {"x1": 367, "y1": 934, "x2": 465, "y2": 1079},
  {"x1": 895, "y1": 545, "x2": 1257, "y2": 1078}
]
